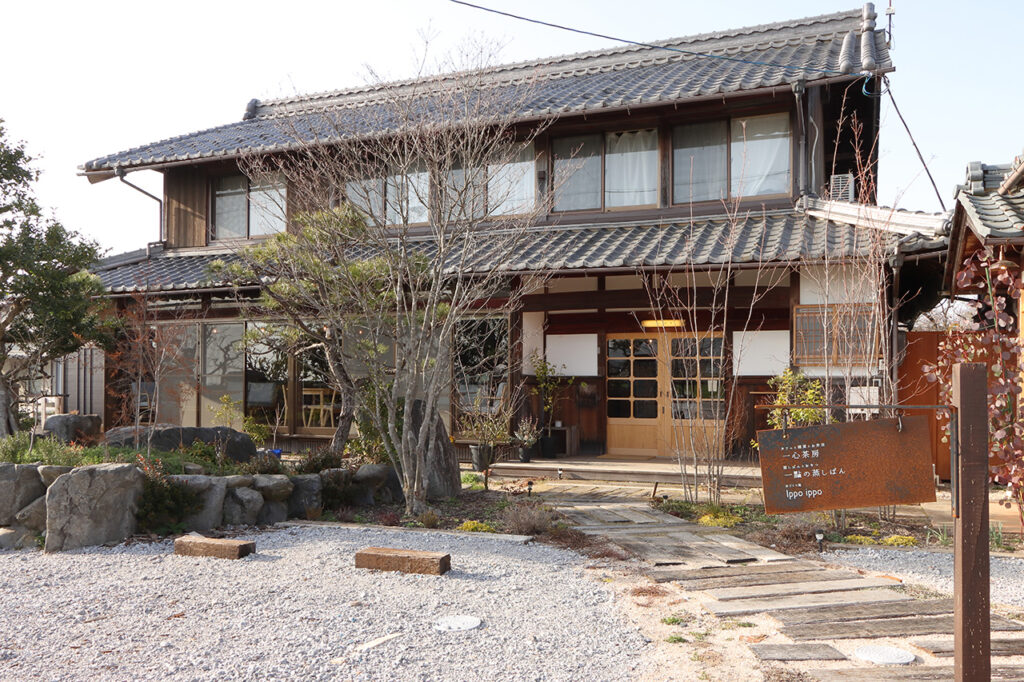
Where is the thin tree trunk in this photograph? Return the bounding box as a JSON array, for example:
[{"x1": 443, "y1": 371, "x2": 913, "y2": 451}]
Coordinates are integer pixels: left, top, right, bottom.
[{"x1": 0, "y1": 380, "x2": 18, "y2": 437}]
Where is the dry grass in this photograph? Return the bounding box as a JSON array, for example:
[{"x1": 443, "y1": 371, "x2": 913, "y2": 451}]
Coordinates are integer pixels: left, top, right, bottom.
[
  {"x1": 500, "y1": 499, "x2": 557, "y2": 535},
  {"x1": 746, "y1": 518, "x2": 818, "y2": 554},
  {"x1": 629, "y1": 584, "x2": 669, "y2": 598},
  {"x1": 538, "y1": 526, "x2": 633, "y2": 560}
]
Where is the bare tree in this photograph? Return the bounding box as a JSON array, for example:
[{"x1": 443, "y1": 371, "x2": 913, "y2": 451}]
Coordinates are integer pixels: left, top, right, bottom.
[{"x1": 225, "y1": 45, "x2": 555, "y2": 513}]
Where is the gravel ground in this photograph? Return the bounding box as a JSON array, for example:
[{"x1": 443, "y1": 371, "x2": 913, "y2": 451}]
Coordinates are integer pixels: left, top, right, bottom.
[
  {"x1": 823, "y1": 547, "x2": 1024, "y2": 608},
  {"x1": 0, "y1": 525, "x2": 649, "y2": 681}
]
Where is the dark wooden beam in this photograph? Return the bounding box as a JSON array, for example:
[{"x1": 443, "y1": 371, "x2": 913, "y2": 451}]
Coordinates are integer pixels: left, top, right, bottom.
[{"x1": 521, "y1": 286, "x2": 789, "y2": 312}]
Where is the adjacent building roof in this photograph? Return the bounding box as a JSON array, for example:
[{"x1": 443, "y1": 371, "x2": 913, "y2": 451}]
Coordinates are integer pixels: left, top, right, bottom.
[
  {"x1": 81, "y1": 4, "x2": 889, "y2": 176},
  {"x1": 94, "y1": 207, "x2": 946, "y2": 295},
  {"x1": 955, "y1": 158, "x2": 1024, "y2": 241}
]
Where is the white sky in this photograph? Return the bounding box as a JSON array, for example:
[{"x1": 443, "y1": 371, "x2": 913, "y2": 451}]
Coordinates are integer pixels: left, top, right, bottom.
[{"x1": 1, "y1": 0, "x2": 1021, "y2": 256}]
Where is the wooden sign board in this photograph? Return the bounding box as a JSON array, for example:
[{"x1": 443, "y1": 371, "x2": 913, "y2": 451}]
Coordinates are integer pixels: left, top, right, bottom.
[{"x1": 756, "y1": 416, "x2": 937, "y2": 514}]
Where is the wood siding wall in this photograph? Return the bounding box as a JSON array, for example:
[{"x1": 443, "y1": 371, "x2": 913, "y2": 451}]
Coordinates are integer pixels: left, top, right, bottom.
[{"x1": 164, "y1": 168, "x2": 207, "y2": 248}]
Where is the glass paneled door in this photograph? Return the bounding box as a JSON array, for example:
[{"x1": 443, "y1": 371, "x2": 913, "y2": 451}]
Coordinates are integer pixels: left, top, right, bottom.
[{"x1": 605, "y1": 332, "x2": 725, "y2": 458}]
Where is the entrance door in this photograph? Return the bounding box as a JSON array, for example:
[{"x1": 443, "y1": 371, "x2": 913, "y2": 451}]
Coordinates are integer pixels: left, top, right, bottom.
[{"x1": 605, "y1": 332, "x2": 725, "y2": 458}]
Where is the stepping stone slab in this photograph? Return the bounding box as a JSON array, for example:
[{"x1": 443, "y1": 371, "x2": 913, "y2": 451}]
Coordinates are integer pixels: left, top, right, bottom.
[
  {"x1": 771, "y1": 598, "x2": 954, "y2": 626},
  {"x1": 646, "y1": 560, "x2": 817, "y2": 582},
  {"x1": 174, "y1": 535, "x2": 255, "y2": 560},
  {"x1": 749, "y1": 643, "x2": 847, "y2": 661},
  {"x1": 783, "y1": 614, "x2": 1024, "y2": 641},
  {"x1": 705, "y1": 577, "x2": 898, "y2": 601},
  {"x1": 913, "y1": 638, "x2": 1024, "y2": 657},
  {"x1": 681, "y1": 569, "x2": 856, "y2": 591},
  {"x1": 704, "y1": 588, "x2": 909, "y2": 617},
  {"x1": 809, "y1": 666, "x2": 1024, "y2": 681},
  {"x1": 355, "y1": 547, "x2": 450, "y2": 575},
  {"x1": 667, "y1": 531, "x2": 756, "y2": 564},
  {"x1": 853, "y1": 644, "x2": 916, "y2": 665}
]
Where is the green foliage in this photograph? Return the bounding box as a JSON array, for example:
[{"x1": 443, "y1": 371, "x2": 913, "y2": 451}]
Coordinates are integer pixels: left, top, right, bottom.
[
  {"x1": 665, "y1": 635, "x2": 688, "y2": 644},
  {"x1": 843, "y1": 534, "x2": 877, "y2": 545},
  {"x1": 416, "y1": 510, "x2": 441, "y2": 528},
  {"x1": 242, "y1": 416, "x2": 271, "y2": 447},
  {"x1": 765, "y1": 368, "x2": 826, "y2": 430},
  {"x1": 529, "y1": 352, "x2": 575, "y2": 431},
  {"x1": 461, "y1": 472, "x2": 484, "y2": 490},
  {"x1": 238, "y1": 454, "x2": 286, "y2": 475},
  {"x1": 210, "y1": 394, "x2": 242, "y2": 428},
  {"x1": 925, "y1": 526, "x2": 952, "y2": 547},
  {"x1": 661, "y1": 615, "x2": 690, "y2": 626},
  {"x1": 292, "y1": 448, "x2": 346, "y2": 475},
  {"x1": 134, "y1": 454, "x2": 202, "y2": 535},
  {"x1": 0, "y1": 122, "x2": 106, "y2": 433},
  {"x1": 697, "y1": 511, "x2": 742, "y2": 528}
]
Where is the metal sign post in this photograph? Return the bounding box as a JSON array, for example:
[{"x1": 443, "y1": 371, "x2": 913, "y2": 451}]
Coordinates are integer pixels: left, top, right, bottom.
[{"x1": 952, "y1": 363, "x2": 990, "y2": 682}]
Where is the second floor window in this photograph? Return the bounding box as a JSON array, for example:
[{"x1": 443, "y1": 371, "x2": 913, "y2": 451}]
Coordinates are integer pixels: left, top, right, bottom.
[
  {"x1": 212, "y1": 174, "x2": 287, "y2": 240},
  {"x1": 553, "y1": 129, "x2": 658, "y2": 212},
  {"x1": 673, "y1": 112, "x2": 791, "y2": 204}
]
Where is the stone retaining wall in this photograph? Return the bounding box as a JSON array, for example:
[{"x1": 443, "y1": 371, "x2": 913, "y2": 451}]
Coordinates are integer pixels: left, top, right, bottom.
[{"x1": 0, "y1": 462, "x2": 402, "y2": 553}]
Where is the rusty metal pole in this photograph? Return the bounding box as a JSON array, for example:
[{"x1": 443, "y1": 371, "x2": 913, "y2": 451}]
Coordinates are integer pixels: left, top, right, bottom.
[{"x1": 952, "y1": 362, "x2": 990, "y2": 682}]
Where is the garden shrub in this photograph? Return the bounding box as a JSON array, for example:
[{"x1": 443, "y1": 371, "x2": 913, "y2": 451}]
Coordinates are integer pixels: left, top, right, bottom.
[
  {"x1": 239, "y1": 453, "x2": 286, "y2": 475},
  {"x1": 135, "y1": 454, "x2": 202, "y2": 535},
  {"x1": 697, "y1": 511, "x2": 742, "y2": 528},
  {"x1": 844, "y1": 534, "x2": 877, "y2": 545},
  {"x1": 417, "y1": 510, "x2": 441, "y2": 528},
  {"x1": 500, "y1": 499, "x2": 556, "y2": 535},
  {"x1": 375, "y1": 509, "x2": 402, "y2": 526},
  {"x1": 456, "y1": 520, "x2": 496, "y2": 533},
  {"x1": 292, "y1": 447, "x2": 346, "y2": 475},
  {"x1": 881, "y1": 534, "x2": 917, "y2": 547}
]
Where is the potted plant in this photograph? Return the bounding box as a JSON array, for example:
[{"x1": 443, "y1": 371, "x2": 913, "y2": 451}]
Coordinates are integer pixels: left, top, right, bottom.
[
  {"x1": 463, "y1": 409, "x2": 508, "y2": 472},
  {"x1": 513, "y1": 416, "x2": 540, "y2": 463},
  {"x1": 529, "y1": 352, "x2": 575, "y2": 459}
]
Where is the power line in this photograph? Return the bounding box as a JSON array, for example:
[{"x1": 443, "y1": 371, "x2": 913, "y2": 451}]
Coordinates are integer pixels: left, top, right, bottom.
[
  {"x1": 883, "y1": 79, "x2": 946, "y2": 212},
  {"x1": 449, "y1": 0, "x2": 846, "y2": 77}
]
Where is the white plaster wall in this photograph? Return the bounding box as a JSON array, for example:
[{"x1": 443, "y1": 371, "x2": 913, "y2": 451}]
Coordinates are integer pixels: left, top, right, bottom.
[
  {"x1": 546, "y1": 334, "x2": 599, "y2": 376},
  {"x1": 799, "y1": 265, "x2": 875, "y2": 305},
  {"x1": 732, "y1": 330, "x2": 790, "y2": 377},
  {"x1": 521, "y1": 311, "x2": 545, "y2": 375},
  {"x1": 800, "y1": 365, "x2": 875, "y2": 378},
  {"x1": 605, "y1": 274, "x2": 644, "y2": 290},
  {"x1": 734, "y1": 267, "x2": 789, "y2": 288}
]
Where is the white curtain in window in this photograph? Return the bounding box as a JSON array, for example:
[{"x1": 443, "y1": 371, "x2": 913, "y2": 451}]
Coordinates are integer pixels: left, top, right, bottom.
[
  {"x1": 488, "y1": 143, "x2": 535, "y2": 216},
  {"x1": 605, "y1": 129, "x2": 658, "y2": 208},
  {"x1": 444, "y1": 165, "x2": 486, "y2": 221},
  {"x1": 249, "y1": 174, "x2": 287, "y2": 236},
  {"x1": 214, "y1": 176, "x2": 247, "y2": 239},
  {"x1": 386, "y1": 168, "x2": 430, "y2": 225},
  {"x1": 730, "y1": 113, "x2": 791, "y2": 197},
  {"x1": 553, "y1": 135, "x2": 602, "y2": 211},
  {"x1": 345, "y1": 178, "x2": 385, "y2": 222},
  {"x1": 672, "y1": 121, "x2": 728, "y2": 203}
]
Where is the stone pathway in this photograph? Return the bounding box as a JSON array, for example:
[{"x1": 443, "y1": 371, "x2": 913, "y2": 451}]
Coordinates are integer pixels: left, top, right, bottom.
[{"x1": 538, "y1": 482, "x2": 1024, "y2": 680}]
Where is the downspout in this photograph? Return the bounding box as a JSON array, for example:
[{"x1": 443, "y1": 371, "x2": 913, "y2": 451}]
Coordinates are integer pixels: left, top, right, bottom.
[
  {"x1": 115, "y1": 168, "x2": 164, "y2": 244},
  {"x1": 792, "y1": 79, "x2": 808, "y2": 196}
]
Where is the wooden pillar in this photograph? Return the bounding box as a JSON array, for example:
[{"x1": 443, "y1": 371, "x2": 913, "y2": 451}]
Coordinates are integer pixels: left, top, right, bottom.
[{"x1": 952, "y1": 362, "x2": 990, "y2": 682}]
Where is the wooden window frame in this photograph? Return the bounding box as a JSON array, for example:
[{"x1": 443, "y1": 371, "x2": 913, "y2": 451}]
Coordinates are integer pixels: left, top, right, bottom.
[
  {"x1": 549, "y1": 128, "x2": 661, "y2": 214},
  {"x1": 669, "y1": 111, "x2": 794, "y2": 207},
  {"x1": 209, "y1": 174, "x2": 287, "y2": 242},
  {"x1": 792, "y1": 304, "x2": 882, "y2": 367}
]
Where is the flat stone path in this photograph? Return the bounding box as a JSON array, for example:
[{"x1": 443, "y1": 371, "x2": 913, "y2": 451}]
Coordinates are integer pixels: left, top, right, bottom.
[{"x1": 537, "y1": 482, "x2": 1024, "y2": 680}]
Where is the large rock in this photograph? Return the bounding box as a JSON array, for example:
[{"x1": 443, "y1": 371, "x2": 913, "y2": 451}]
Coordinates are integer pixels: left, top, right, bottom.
[
  {"x1": 104, "y1": 424, "x2": 256, "y2": 462},
  {"x1": 42, "y1": 414, "x2": 102, "y2": 444},
  {"x1": 351, "y1": 464, "x2": 404, "y2": 505},
  {"x1": 44, "y1": 463, "x2": 144, "y2": 552},
  {"x1": 222, "y1": 487, "x2": 264, "y2": 525},
  {"x1": 288, "y1": 475, "x2": 323, "y2": 518},
  {"x1": 256, "y1": 500, "x2": 288, "y2": 525},
  {"x1": 0, "y1": 526, "x2": 33, "y2": 551},
  {"x1": 224, "y1": 475, "x2": 254, "y2": 489},
  {"x1": 252, "y1": 475, "x2": 293, "y2": 502},
  {"x1": 409, "y1": 399, "x2": 459, "y2": 499},
  {"x1": 38, "y1": 465, "x2": 74, "y2": 487},
  {"x1": 167, "y1": 475, "x2": 226, "y2": 532},
  {"x1": 15, "y1": 496, "x2": 47, "y2": 533},
  {"x1": 0, "y1": 463, "x2": 45, "y2": 525}
]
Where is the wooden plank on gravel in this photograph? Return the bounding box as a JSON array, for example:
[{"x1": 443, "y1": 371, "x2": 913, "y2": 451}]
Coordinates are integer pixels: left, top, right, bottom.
[
  {"x1": 808, "y1": 666, "x2": 1024, "y2": 681},
  {"x1": 704, "y1": 588, "x2": 909, "y2": 617},
  {"x1": 682, "y1": 569, "x2": 858, "y2": 591},
  {"x1": 771, "y1": 598, "x2": 954, "y2": 626},
  {"x1": 912, "y1": 638, "x2": 1024, "y2": 657},
  {"x1": 612, "y1": 537, "x2": 724, "y2": 567},
  {"x1": 572, "y1": 505, "x2": 633, "y2": 524},
  {"x1": 646, "y1": 560, "x2": 818, "y2": 582},
  {"x1": 784, "y1": 614, "x2": 1024, "y2": 641},
  {"x1": 706, "y1": 577, "x2": 898, "y2": 601},
  {"x1": 707, "y1": 533, "x2": 794, "y2": 562},
  {"x1": 749, "y1": 643, "x2": 846, "y2": 661},
  {"x1": 667, "y1": 531, "x2": 756, "y2": 564},
  {"x1": 599, "y1": 505, "x2": 663, "y2": 524}
]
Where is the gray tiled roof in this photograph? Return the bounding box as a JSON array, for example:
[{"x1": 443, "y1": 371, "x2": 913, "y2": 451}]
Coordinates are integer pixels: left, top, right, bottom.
[
  {"x1": 82, "y1": 5, "x2": 888, "y2": 174},
  {"x1": 955, "y1": 158, "x2": 1024, "y2": 240},
  {"x1": 95, "y1": 208, "x2": 945, "y2": 294}
]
